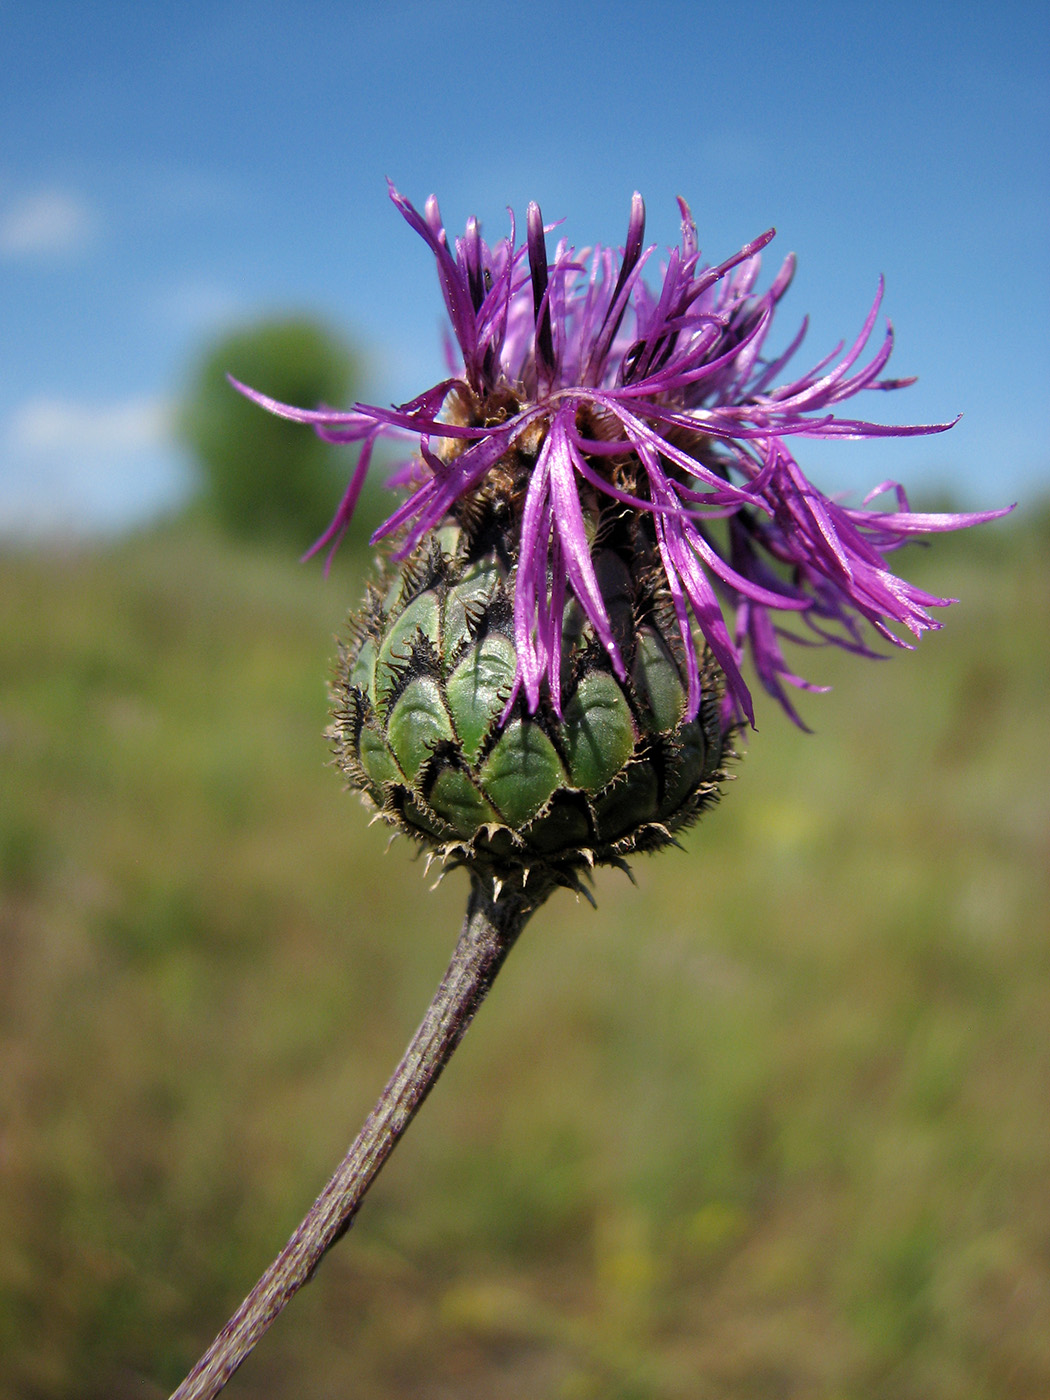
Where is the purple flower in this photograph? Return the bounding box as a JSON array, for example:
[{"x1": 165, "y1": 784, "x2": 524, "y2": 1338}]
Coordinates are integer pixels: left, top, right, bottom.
[{"x1": 234, "y1": 184, "x2": 1010, "y2": 728}]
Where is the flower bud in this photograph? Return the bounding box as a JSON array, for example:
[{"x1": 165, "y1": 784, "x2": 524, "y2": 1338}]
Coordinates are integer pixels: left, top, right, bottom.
[{"x1": 331, "y1": 505, "x2": 728, "y2": 887}]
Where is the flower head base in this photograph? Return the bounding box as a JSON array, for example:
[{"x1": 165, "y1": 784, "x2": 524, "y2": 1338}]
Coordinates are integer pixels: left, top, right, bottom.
[{"x1": 236, "y1": 183, "x2": 1008, "y2": 730}]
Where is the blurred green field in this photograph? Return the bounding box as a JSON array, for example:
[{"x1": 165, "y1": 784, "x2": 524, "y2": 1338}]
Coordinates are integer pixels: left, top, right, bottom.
[{"x1": 1, "y1": 511, "x2": 1048, "y2": 1400}]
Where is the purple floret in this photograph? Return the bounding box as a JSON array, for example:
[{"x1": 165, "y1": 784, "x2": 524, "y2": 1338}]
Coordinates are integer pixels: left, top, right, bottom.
[{"x1": 233, "y1": 183, "x2": 1010, "y2": 728}]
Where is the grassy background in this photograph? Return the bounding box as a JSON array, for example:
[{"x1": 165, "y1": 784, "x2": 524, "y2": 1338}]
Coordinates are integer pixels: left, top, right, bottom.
[{"x1": 1, "y1": 510, "x2": 1047, "y2": 1399}]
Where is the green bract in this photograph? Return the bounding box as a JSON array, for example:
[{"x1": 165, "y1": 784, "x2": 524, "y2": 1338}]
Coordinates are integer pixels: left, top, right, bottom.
[{"x1": 331, "y1": 514, "x2": 729, "y2": 887}]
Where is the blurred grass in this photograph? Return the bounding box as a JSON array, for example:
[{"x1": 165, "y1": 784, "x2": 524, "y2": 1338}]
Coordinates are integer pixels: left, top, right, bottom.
[{"x1": 1, "y1": 509, "x2": 1047, "y2": 1399}]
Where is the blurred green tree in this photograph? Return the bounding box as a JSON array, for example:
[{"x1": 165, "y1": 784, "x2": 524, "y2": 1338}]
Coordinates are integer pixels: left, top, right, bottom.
[{"x1": 179, "y1": 318, "x2": 359, "y2": 546}]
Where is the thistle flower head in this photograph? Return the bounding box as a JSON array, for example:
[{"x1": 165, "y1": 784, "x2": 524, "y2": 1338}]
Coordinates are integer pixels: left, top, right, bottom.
[{"x1": 236, "y1": 183, "x2": 1008, "y2": 730}]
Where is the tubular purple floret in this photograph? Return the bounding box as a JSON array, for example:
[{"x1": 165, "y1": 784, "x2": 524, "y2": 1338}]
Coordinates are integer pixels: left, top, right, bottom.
[
  {"x1": 526, "y1": 201, "x2": 556, "y2": 381},
  {"x1": 583, "y1": 191, "x2": 649, "y2": 385},
  {"x1": 233, "y1": 185, "x2": 1012, "y2": 728}
]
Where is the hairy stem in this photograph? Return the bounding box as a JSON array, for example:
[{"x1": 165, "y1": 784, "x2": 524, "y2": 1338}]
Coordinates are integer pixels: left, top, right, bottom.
[{"x1": 170, "y1": 874, "x2": 542, "y2": 1400}]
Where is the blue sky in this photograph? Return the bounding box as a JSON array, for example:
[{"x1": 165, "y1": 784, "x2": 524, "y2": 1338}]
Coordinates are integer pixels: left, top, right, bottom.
[{"x1": 1, "y1": 0, "x2": 1047, "y2": 534}]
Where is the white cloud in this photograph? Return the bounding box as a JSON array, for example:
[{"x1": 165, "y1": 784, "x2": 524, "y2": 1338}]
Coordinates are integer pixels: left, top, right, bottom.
[
  {"x1": 152, "y1": 277, "x2": 246, "y2": 331},
  {"x1": 8, "y1": 395, "x2": 173, "y2": 453},
  {"x1": 0, "y1": 395, "x2": 187, "y2": 537},
  {"x1": 0, "y1": 189, "x2": 98, "y2": 257}
]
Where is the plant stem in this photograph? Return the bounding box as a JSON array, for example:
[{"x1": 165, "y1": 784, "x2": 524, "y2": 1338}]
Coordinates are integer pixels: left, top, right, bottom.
[{"x1": 169, "y1": 873, "x2": 543, "y2": 1400}]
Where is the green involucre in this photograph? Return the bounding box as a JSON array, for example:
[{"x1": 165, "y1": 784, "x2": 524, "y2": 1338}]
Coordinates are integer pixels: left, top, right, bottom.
[{"x1": 330, "y1": 518, "x2": 729, "y2": 883}]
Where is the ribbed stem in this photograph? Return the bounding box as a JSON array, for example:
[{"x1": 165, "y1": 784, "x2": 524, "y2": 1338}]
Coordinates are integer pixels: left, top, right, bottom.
[{"x1": 170, "y1": 874, "x2": 542, "y2": 1400}]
